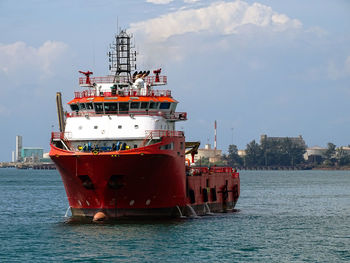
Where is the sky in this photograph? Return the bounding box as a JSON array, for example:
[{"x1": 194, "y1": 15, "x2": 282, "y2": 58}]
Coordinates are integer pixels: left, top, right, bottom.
[{"x1": 0, "y1": 0, "x2": 350, "y2": 161}]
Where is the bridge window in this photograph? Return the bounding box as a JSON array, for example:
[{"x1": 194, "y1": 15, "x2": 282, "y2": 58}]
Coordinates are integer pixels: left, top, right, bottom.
[
  {"x1": 159, "y1": 102, "x2": 171, "y2": 109},
  {"x1": 119, "y1": 102, "x2": 129, "y2": 114},
  {"x1": 70, "y1": 104, "x2": 79, "y2": 111},
  {"x1": 130, "y1": 102, "x2": 140, "y2": 109},
  {"x1": 104, "y1": 103, "x2": 117, "y2": 114},
  {"x1": 86, "y1": 103, "x2": 93, "y2": 110},
  {"x1": 140, "y1": 102, "x2": 149, "y2": 109},
  {"x1": 149, "y1": 102, "x2": 159, "y2": 109},
  {"x1": 94, "y1": 103, "x2": 103, "y2": 114},
  {"x1": 79, "y1": 103, "x2": 86, "y2": 110}
]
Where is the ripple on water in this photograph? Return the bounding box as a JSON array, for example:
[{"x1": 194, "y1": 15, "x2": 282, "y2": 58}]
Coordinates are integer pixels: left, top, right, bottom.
[{"x1": 0, "y1": 169, "x2": 350, "y2": 262}]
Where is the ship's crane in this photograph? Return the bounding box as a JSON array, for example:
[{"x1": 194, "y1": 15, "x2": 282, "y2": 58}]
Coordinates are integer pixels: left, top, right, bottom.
[{"x1": 185, "y1": 142, "x2": 201, "y2": 163}]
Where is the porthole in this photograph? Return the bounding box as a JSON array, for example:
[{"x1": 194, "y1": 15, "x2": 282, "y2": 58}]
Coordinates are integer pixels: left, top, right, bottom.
[
  {"x1": 94, "y1": 126, "x2": 98, "y2": 129},
  {"x1": 118, "y1": 125, "x2": 122, "y2": 129},
  {"x1": 134, "y1": 125, "x2": 139, "y2": 129}
]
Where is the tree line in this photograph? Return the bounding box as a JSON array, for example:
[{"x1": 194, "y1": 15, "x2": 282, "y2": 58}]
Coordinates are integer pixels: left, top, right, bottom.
[
  {"x1": 195, "y1": 140, "x2": 350, "y2": 168},
  {"x1": 223, "y1": 141, "x2": 350, "y2": 167},
  {"x1": 224, "y1": 138, "x2": 306, "y2": 168},
  {"x1": 322, "y1": 143, "x2": 350, "y2": 166}
]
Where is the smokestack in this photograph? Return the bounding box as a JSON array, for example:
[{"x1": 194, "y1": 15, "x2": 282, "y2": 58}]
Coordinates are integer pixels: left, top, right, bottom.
[{"x1": 214, "y1": 120, "x2": 217, "y2": 150}]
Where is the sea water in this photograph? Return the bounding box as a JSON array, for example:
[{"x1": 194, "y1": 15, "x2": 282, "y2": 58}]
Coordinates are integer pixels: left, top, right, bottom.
[{"x1": 0, "y1": 168, "x2": 349, "y2": 262}]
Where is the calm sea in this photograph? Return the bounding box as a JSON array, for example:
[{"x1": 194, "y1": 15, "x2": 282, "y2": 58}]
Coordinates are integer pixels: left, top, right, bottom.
[{"x1": 0, "y1": 168, "x2": 349, "y2": 262}]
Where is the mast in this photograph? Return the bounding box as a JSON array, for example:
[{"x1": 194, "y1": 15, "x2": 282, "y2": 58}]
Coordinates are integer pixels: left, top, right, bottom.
[
  {"x1": 108, "y1": 30, "x2": 136, "y2": 81},
  {"x1": 214, "y1": 120, "x2": 217, "y2": 150},
  {"x1": 56, "y1": 92, "x2": 65, "y2": 132}
]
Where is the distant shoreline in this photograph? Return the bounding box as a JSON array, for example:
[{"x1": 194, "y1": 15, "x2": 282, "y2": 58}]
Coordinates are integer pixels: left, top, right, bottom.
[{"x1": 312, "y1": 167, "x2": 350, "y2": 171}]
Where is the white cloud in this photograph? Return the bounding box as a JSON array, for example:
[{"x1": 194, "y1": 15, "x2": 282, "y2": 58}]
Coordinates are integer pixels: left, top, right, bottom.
[
  {"x1": 146, "y1": 0, "x2": 173, "y2": 4},
  {"x1": 0, "y1": 41, "x2": 68, "y2": 77},
  {"x1": 130, "y1": 1, "x2": 302, "y2": 42},
  {"x1": 328, "y1": 55, "x2": 350, "y2": 80},
  {"x1": 183, "y1": 0, "x2": 200, "y2": 3}
]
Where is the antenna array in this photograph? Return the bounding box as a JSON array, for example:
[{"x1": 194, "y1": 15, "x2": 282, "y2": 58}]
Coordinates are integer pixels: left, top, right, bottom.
[{"x1": 108, "y1": 30, "x2": 137, "y2": 78}]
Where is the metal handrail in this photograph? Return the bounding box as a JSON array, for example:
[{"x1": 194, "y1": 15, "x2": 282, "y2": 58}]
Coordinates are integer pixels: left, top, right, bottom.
[
  {"x1": 145, "y1": 130, "x2": 184, "y2": 138},
  {"x1": 74, "y1": 89, "x2": 171, "y2": 99},
  {"x1": 66, "y1": 111, "x2": 187, "y2": 120},
  {"x1": 142, "y1": 130, "x2": 184, "y2": 147},
  {"x1": 79, "y1": 75, "x2": 167, "y2": 85}
]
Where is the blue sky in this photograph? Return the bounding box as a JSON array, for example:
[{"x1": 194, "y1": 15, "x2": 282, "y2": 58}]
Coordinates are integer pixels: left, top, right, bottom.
[{"x1": 0, "y1": 0, "x2": 350, "y2": 161}]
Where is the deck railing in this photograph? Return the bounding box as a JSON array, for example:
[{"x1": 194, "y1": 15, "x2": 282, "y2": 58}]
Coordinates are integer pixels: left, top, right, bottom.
[
  {"x1": 74, "y1": 89, "x2": 171, "y2": 99},
  {"x1": 79, "y1": 75, "x2": 167, "y2": 86},
  {"x1": 190, "y1": 166, "x2": 240, "y2": 177},
  {"x1": 51, "y1": 129, "x2": 183, "y2": 152},
  {"x1": 142, "y1": 130, "x2": 184, "y2": 147},
  {"x1": 145, "y1": 130, "x2": 184, "y2": 138},
  {"x1": 51, "y1": 132, "x2": 72, "y2": 140},
  {"x1": 66, "y1": 111, "x2": 187, "y2": 121}
]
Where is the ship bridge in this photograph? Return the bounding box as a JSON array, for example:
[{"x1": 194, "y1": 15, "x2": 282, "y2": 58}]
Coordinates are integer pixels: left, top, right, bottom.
[{"x1": 55, "y1": 29, "x2": 187, "y2": 152}]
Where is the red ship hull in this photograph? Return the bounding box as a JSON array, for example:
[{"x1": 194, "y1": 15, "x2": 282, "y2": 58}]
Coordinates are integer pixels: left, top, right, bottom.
[{"x1": 50, "y1": 135, "x2": 240, "y2": 218}]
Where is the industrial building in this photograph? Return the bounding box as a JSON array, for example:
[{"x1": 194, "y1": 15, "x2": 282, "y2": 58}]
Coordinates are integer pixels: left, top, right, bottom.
[
  {"x1": 260, "y1": 134, "x2": 306, "y2": 148},
  {"x1": 303, "y1": 146, "x2": 327, "y2": 163},
  {"x1": 187, "y1": 120, "x2": 223, "y2": 164},
  {"x1": 304, "y1": 146, "x2": 350, "y2": 164},
  {"x1": 192, "y1": 144, "x2": 222, "y2": 164},
  {"x1": 21, "y1": 147, "x2": 44, "y2": 162},
  {"x1": 12, "y1": 135, "x2": 48, "y2": 163}
]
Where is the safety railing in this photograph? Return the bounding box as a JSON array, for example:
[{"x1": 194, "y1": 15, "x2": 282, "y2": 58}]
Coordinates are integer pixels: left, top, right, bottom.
[
  {"x1": 66, "y1": 111, "x2": 187, "y2": 121},
  {"x1": 209, "y1": 167, "x2": 233, "y2": 173},
  {"x1": 142, "y1": 130, "x2": 184, "y2": 147},
  {"x1": 73, "y1": 89, "x2": 171, "y2": 99},
  {"x1": 51, "y1": 132, "x2": 73, "y2": 151},
  {"x1": 51, "y1": 132, "x2": 72, "y2": 140},
  {"x1": 79, "y1": 75, "x2": 167, "y2": 86},
  {"x1": 189, "y1": 166, "x2": 240, "y2": 177},
  {"x1": 145, "y1": 130, "x2": 184, "y2": 138},
  {"x1": 51, "y1": 132, "x2": 65, "y2": 140},
  {"x1": 191, "y1": 167, "x2": 210, "y2": 175}
]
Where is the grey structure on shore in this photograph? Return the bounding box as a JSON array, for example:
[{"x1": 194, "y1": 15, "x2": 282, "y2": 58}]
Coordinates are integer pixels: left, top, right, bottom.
[
  {"x1": 260, "y1": 134, "x2": 306, "y2": 148},
  {"x1": 16, "y1": 135, "x2": 22, "y2": 162},
  {"x1": 11, "y1": 135, "x2": 50, "y2": 165}
]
